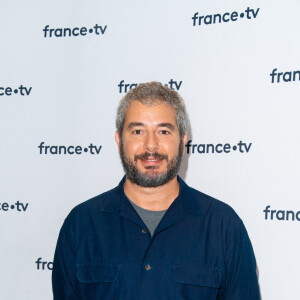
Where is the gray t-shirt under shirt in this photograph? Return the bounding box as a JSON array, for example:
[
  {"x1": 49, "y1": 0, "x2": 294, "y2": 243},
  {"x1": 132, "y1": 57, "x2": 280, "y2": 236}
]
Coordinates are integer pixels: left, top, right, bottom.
[{"x1": 128, "y1": 198, "x2": 167, "y2": 236}]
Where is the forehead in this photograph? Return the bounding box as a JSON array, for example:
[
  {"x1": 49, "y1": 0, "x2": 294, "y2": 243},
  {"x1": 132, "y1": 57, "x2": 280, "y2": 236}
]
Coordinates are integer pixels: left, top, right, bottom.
[{"x1": 124, "y1": 100, "x2": 177, "y2": 126}]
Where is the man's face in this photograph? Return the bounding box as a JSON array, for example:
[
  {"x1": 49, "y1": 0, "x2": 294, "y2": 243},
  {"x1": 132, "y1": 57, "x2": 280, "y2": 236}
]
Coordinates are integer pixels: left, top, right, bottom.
[{"x1": 116, "y1": 100, "x2": 187, "y2": 188}]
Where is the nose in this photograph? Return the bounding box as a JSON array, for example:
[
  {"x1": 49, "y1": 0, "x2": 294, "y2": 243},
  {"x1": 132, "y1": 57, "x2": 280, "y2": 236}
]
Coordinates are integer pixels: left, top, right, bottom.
[{"x1": 144, "y1": 132, "x2": 158, "y2": 152}]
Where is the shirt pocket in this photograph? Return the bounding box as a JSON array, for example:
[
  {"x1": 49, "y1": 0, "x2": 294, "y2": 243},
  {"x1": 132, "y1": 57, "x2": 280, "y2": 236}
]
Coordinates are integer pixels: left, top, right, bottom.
[
  {"x1": 173, "y1": 265, "x2": 221, "y2": 300},
  {"x1": 76, "y1": 263, "x2": 121, "y2": 300}
]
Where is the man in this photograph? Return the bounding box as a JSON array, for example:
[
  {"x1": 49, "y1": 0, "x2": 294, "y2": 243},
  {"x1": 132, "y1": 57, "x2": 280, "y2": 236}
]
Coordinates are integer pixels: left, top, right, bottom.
[{"x1": 52, "y1": 82, "x2": 260, "y2": 299}]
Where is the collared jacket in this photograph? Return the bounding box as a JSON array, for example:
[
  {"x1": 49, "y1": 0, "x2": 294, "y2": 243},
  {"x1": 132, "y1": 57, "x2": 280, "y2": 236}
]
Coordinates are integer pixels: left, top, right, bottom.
[{"x1": 52, "y1": 176, "x2": 261, "y2": 300}]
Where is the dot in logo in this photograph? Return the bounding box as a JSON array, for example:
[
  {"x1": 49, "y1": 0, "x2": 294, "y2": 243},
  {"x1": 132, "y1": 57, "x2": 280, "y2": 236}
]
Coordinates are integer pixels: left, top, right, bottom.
[
  {"x1": 240, "y1": 13, "x2": 244, "y2": 18},
  {"x1": 14, "y1": 89, "x2": 18, "y2": 94},
  {"x1": 84, "y1": 148, "x2": 88, "y2": 152},
  {"x1": 233, "y1": 146, "x2": 237, "y2": 151},
  {"x1": 89, "y1": 28, "x2": 93, "y2": 33},
  {"x1": 11, "y1": 205, "x2": 15, "y2": 209}
]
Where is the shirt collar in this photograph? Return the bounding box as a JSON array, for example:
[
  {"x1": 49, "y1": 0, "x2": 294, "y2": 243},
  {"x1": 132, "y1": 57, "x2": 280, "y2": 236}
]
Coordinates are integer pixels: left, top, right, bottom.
[{"x1": 97, "y1": 175, "x2": 203, "y2": 217}]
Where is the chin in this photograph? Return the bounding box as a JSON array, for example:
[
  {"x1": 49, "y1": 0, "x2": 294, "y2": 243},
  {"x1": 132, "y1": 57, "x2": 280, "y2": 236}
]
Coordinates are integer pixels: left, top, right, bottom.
[{"x1": 142, "y1": 168, "x2": 165, "y2": 175}]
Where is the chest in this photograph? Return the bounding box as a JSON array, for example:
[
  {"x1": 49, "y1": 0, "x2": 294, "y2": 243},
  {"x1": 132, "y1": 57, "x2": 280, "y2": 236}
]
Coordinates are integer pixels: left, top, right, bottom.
[
  {"x1": 76, "y1": 212, "x2": 224, "y2": 270},
  {"x1": 74, "y1": 213, "x2": 224, "y2": 299}
]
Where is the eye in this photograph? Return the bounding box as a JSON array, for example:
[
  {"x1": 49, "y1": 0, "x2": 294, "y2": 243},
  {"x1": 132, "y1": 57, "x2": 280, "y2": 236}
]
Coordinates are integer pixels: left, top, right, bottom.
[
  {"x1": 132, "y1": 130, "x2": 143, "y2": 135},
  {"x1": 160, "y1": 130, "x2": 170, "y2": 135}
]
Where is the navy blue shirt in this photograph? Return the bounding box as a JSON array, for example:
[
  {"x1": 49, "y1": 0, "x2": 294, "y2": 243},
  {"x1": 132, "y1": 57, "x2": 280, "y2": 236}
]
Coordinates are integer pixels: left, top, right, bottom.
[{"x1": 52, "y1": 176, "x2": 260, "y2": 299}]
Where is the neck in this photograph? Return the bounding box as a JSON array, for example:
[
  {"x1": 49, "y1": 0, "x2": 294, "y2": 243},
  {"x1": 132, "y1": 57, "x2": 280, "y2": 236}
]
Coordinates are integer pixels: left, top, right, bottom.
[{"x1": 124, "y1": 176, "x2": 180, "y2": 211}]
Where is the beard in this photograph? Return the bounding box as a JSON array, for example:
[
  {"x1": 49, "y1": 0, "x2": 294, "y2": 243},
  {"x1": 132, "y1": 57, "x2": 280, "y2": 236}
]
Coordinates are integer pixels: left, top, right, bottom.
[{"x1": 119, "y1": 139, "x2": 183, "y2": 188}]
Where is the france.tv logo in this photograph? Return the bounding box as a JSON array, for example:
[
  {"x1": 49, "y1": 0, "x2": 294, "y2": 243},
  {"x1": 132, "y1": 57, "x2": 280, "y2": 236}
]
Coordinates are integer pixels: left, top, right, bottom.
[{"x1": 43, "y1": 24, "x2": 107, "y2": 38}]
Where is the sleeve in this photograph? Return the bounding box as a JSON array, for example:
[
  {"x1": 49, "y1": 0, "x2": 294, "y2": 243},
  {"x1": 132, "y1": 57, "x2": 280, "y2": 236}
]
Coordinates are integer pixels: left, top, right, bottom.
[
  {"x1": 220, "y1": 218, "x2": 261, "y2": 300},
  {"x1": 52, "y1": 211, "x2": 80, "y2": 300}
]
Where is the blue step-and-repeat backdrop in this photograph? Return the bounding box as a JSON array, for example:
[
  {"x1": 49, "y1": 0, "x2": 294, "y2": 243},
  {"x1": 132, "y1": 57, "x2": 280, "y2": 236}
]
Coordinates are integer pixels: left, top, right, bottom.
[{"x1": 0, "y1": 0, "x2": 299, "y2": 299}]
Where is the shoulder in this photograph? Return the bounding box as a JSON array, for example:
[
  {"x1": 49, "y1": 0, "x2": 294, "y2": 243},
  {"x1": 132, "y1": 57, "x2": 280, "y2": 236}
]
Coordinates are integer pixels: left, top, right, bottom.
[
  {"x1": 77, "y1": 186, "x2": 119, "y2": 211},
  {"x1": 186, "y1": 185, "x2": 249, "y2": 245},
  {"x1": 182, "y1": 181, "x2": 246, "y2": 239},
  {"x1": 64, "y1": 184, "x2": 121, "y2": 224},
  {"x1": 184, "y1": 181, "x2": 241, "y2": 222}
]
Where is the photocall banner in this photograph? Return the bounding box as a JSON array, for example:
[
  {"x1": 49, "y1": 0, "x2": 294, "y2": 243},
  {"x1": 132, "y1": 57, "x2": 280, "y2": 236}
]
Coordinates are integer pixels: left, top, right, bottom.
[{"x1": 0, "y1": 0, "x2": 299, "y2": 299}]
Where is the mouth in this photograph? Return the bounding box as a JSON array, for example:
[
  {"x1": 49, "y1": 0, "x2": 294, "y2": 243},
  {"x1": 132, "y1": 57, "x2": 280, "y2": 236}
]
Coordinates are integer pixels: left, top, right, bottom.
[
  {"x1": 140, "y1": 156, "x2": 163, "y2": 166},
  {"x1": 134, "y1": 152, "x2": 168, "y2": 169}
]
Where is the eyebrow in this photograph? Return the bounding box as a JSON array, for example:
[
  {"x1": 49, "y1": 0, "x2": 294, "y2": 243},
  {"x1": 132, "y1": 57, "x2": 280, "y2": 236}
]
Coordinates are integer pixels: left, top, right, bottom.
[
  {"x1": 157, "y1": 123, "x2": 176, "y2": 131},
  {"x1": 126, "y1": 122, "x2": 176, "y2": 131},
  {"x1": 127, "y1": 122, "x2": 144, "y2": 129}
]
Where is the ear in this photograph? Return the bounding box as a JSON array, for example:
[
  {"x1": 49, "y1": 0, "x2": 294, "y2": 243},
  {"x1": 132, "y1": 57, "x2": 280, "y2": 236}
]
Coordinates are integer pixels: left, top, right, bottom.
[
  {"x1": 115, "y1": 131, "x2": 121, "y2": 154},
  {"x1": 181, "y1": 133, "x2": 187, "y2": 155}
]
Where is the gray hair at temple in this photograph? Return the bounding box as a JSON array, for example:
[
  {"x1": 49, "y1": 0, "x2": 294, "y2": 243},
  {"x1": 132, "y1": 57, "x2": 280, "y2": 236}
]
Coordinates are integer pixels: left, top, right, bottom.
[{"x1": 116, "y1": 81, "x2": 189, "y2": 139}]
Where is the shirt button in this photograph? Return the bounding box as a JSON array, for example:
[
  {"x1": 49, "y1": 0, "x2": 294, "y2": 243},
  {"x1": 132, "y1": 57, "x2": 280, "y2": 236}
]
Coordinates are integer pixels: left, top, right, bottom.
[
  {"x1": 145, "y1": 264, "x2": 151, "y2": 271},
  {"x1": 142, "y1": 229, "x2": 147, "y2": 234}
]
